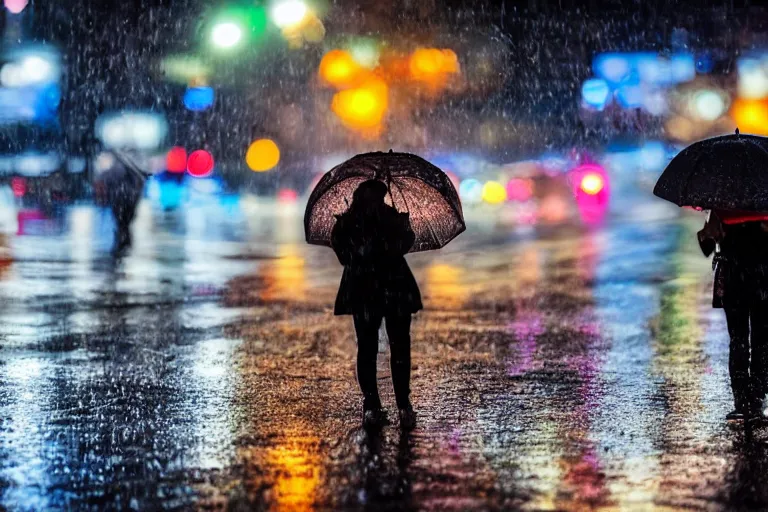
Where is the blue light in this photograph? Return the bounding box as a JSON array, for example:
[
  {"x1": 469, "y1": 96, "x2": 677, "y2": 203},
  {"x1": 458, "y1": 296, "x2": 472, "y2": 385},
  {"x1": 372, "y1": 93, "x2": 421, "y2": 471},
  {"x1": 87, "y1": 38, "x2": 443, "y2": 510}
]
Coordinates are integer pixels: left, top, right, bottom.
[
  {"x1": 183, "y1": 86, "x2": 214, "y2": 112},
  {"x1": 696, "y1": 52, "x2": 714, "y2": 74},
  {"x1": 593, "y1": 53, "x2": 631, "y2": 84},
  {"x1": 671, "y1": 54, "x2": 695, "y2": 83},
  {"x1": 459, "y1": 179, "x2": 483, "y2": 205},
  {"x1": 581, "y1": 78, "x2": 611, "y2": 110},
  {"x1": 616, "y1": 84, "x2": 644, "y2": 108}
]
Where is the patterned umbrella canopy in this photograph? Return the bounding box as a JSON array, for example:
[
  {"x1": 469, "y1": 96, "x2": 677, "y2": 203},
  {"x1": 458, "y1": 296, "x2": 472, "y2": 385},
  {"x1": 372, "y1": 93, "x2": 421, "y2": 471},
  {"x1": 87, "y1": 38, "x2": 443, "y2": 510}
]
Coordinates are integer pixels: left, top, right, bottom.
[
  {"x1": 305, "y1": 151, "x2": 465, "y2": 253},
  {"x1": 654, "y1": 131, "x2": 768, "y2": 210}
]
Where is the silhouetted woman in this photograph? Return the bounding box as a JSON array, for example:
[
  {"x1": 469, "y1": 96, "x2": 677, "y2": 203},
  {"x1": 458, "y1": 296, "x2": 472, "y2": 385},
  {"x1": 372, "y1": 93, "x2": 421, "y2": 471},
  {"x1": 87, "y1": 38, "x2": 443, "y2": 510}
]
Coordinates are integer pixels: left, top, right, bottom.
[
  {"x1": 331, "y1": 180, "x2": 422, "y2": 429},
  {"x1": 700, "y1": 211, "x2": 768, "y2": 420}
]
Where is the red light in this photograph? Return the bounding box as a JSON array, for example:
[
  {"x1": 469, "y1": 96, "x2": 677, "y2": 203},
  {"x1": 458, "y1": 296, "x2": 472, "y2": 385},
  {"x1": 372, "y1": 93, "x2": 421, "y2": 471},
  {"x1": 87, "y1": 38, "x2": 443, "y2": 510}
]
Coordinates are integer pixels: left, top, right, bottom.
[
  {"x1": 506, "y1": 178, "x2": 534, "y2": 202},
  {"x1": 11, "y1": 177, "x2": 26, "y2": 197},
  {"x1": 580, "y1": 173, "x2": 605, "y2": 195},
  {"x1": 166, "y1": 146, "x2": 187, "y2": 173},
  {"x1": 187, "y1": 150, "x2": 214, "y2": 178},
  {"x1": 277, "y1": 188, "x2": 298, "y2": 203}
]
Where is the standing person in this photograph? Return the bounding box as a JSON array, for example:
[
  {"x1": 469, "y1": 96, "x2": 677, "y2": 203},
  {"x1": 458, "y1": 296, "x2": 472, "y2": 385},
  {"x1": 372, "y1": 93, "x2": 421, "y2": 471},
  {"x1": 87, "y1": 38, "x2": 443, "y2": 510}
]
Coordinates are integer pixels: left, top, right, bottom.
[
  {"x1": 96, "y1": 151, "x2": 145, "y2": 253},
  {"x1": 331, "y1": 180, "x2": 422, "y2": 430},
  {"x1": 699, "y1": 210, "x2": 768, "y2": 420}
]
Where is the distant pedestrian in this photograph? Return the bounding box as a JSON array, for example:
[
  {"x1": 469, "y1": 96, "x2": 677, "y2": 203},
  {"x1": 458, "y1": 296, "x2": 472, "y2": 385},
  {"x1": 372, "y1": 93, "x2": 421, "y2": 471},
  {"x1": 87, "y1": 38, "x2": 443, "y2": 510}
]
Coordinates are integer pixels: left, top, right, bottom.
[
  {"x1": 699, "y1": 210, "x2": 768, "y2": 420},
  {"x1": 331, "y1": 180, "x2": 421, "y2": 430},
  {"x1": 96, "y1": 151, "x2": 145, "y2": 253}
]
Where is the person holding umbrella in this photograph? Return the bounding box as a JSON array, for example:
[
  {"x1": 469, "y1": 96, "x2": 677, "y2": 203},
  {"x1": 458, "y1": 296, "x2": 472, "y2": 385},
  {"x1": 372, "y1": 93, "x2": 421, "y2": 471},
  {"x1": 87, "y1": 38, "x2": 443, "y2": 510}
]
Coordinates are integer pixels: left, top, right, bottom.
[
  {"x1": 698, "y1": 210, "x2": 768, "y2": 420},
  {"x1": 655, "y1": 130, "x2": 768, "y2": 421},
  {"x1": 305, "y1": 151, "x2": 465, "y2": 429}
]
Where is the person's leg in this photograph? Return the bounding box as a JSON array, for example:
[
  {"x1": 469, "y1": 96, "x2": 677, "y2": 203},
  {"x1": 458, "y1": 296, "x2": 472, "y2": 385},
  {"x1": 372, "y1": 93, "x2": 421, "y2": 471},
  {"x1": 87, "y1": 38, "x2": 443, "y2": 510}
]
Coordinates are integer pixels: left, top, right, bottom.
[
  {"x1": 750, "y1": 302, "x2": 768, "y2": 403},
  {"x1": 725, "y1": 306, "x2": 751, "y2": 413},
  {"x1": 354, "y1": 312, "x2": 384, "y2": 411},
  {"x1": 385, "y1": 313, "x2": 412, "y2": 411}
]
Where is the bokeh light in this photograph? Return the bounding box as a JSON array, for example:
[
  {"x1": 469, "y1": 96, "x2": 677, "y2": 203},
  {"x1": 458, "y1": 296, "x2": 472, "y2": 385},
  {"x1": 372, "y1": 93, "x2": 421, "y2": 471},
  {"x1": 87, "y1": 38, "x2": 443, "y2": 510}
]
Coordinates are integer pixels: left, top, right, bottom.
[
  {"x1": 246, "y1": 139, "x2": 281, "y2": 172},
  {"x1": 459, "y1": 179, "x2": 483, "y2": 205},
  {"x1": 166, "y1": 146, "x2": 187, "y2": 173},
  {"x1": 331, "y1": 78, "x2": 388, "y2": 131},
  {"x1": 319, "y1": 50, "x2": 364, "y2": 89},
  {"x1": 506, "y1": 178, "x2": 534, "y2": 202},
  {"x1": 692, "y1": 89, "x2": 725, "y2": 121},
  {"x1": 271, "y1": 0, "x2": 307, "y2": 29},
  {"x1": 482, "y1": 181, "x2": 507, "y2": 204},
  {"x1": 277, "y1": 188, "x2": 298, "y2": 203},
  {"x1": 581, "y1": 78, "x2": 611, "y2": 110},
  {"x1": 187, "y1": 150, "x2": 214, "y2": 177},
  {"x1": 211, "y1": 22, "x2": 243, "y2": 49},
  {"x1": 409, "y1": 48, "x2": 460, "y2": 88},
  {"x1": 580, "y1": 173, "x2": 605, "y2": 195},
  {"x1": 731, "y1": 98, "x2": 768, "y2": 135},
  {"x1": 183, "y1": 86, "x2": 214, "y2": 112},
  {"x1": 4, "y1": 0, "x2": 27, "y2": 14}
]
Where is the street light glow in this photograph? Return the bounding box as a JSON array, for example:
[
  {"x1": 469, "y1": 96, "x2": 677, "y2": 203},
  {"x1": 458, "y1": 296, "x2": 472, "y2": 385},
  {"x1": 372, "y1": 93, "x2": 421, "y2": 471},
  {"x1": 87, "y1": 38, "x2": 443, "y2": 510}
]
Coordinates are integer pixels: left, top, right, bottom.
[
  {"x1": 211, "y1": 22, "x2": 243, "y2": 48},
  {"x1": 271, "y1": 0, "x2": 308, "y2": 29}
]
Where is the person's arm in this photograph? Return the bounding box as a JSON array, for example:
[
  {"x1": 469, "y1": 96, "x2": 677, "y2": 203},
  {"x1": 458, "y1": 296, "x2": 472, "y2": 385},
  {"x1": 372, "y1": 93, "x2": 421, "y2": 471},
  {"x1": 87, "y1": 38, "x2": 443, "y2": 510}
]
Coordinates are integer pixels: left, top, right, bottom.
[
  {"x1": 331, "y1": 216, "x2": 352, "y2": 265},
  {"x1": 697, "y1": 211, "x2": 724, "y2": 257},
  {"x1": 398, "y1": 213, "x2": 415, "y2": 254}
]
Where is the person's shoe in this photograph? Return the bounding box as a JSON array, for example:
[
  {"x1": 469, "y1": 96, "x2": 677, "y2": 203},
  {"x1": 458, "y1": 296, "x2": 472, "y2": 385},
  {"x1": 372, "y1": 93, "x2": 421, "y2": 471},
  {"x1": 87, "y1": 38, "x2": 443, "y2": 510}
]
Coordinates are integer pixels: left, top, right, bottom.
[
  {"x1": 399, "y1": 407, "x2": 417, "y2": 431},
  {"x1": 726, "y1": 409, "x2": 747, "y2": 421},
  {"x1": 362, "y1": 407, "x2": 387, "y2": 429}
]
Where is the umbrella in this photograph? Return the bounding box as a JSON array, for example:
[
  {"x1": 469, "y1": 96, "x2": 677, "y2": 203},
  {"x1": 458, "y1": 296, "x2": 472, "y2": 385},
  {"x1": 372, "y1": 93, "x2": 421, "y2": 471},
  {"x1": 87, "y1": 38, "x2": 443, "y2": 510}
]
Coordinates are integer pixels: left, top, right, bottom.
[
  {"x1": 654, "y1": 130, "x2": 768, "y2": 210},
  {"x1": 304, "y1": 151, "x2": 465, "y2": 253}
]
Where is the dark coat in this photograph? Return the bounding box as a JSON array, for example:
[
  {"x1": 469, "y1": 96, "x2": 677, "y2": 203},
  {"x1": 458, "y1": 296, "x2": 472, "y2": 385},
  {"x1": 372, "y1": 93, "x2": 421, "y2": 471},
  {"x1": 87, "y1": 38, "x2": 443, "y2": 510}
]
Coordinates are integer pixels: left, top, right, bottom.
[
  {"x1": 701, "y1": 221, "x2": 768, "y2": 308},
  {"x1": 331, "y1": 204, "x2": 423, "y2": 316}
]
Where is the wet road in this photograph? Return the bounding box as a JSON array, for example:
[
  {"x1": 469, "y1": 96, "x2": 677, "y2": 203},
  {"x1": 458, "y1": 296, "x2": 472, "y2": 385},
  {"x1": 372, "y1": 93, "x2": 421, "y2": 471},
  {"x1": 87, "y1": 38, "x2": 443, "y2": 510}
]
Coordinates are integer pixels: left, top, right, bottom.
[{"x1": 0, "y1": 197, "x2": 765, "y2": 511}]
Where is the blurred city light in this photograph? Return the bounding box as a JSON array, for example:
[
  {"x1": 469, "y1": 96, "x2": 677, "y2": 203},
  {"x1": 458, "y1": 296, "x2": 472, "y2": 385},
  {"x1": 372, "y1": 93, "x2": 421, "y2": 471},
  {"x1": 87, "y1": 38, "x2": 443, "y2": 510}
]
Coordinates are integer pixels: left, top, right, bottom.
[
  {"x1": 482, "y1": 181, "x2": 507, "y2": 204},
  {"x1": 96, "y1": 112, "x2": 168, "y2": 150},
  {"x1": 692, "y1": 89, "x2": 726, "y2": 121},
  {"x1": 409, "y1": 48, "x2": 460, "y2": 88},
  {"x1": 277, "y1": 188, "x2": 298, "y2": 203},
  {"x1": 738, "y1": 58, "x2": 768, "y2": 99},
  {"x1": 458, "y1": 179, "x2": 483, "y2": 205},
  {"x1": 331, "y1": 78, "x2": 388, "y2": 131},
  {"x1": 166, "y1": 146, "x2": 187, "y2": 173},
  {"x1": 319, "y1": 50, "x2": 364, "y2": 89},
  {"x1": 183, "y1": 86, "x2": 215, "y2": 112},
  {"x1": 506, "y1": 178, "x2": 534, "y2": 202},
  {"x1": 246, "y1": 139, "x2": 281, "y2": 172},
  {"x1": 348, "y1": 38, "x2": 380, "y2": 69},
  {"x1": 271, "y1": 0, "x2": 308, "y2": 29},
  {"x1": 616, "y1": 83, "x2": 644, "y2": 108},
  {"x1": 11, "y1": 176, "x2": 25, "y2": 197},
  {"x1": 731, "y1": 98, "x2": 768, "y2": 135},
  {"x1": 4, "y1": 0, "x2": 27, "y2": 14},
  {"x1": 581, "y1": 78, "x2": 611, "y2": 110},
  {"x1": 211, "y1": 22, "x2": 243, "y2": 49},
  {"x1": 580, "y1": 173, "x2": 605, "y2": 195},
  {"x1": 593, "y1": 53, "x2": 631, "y2": 84},
  {"x1": 1, "y1": 53, "x2": 60, "y2": 87},
  {"x1": 159, "y1": 55, "x2": 210, "y2": 84},
  {"x1": 187, "y1": 150, "x2": 214, "y2": 177}
]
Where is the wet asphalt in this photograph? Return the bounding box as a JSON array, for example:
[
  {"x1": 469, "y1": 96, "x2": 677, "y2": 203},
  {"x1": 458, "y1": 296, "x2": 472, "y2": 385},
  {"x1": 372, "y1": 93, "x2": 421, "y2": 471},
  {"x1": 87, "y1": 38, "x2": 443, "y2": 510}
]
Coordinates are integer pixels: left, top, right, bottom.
[{"x1": 0, "y1": 197, "x2": 766, "y2": 511}]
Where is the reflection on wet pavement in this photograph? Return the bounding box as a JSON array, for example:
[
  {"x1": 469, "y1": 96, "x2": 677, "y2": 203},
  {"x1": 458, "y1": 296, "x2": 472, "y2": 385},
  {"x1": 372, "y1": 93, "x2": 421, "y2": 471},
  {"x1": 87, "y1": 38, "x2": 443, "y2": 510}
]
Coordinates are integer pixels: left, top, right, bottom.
[{"x1": 0, "y1": 201, "x2": 762, "y2": 510}]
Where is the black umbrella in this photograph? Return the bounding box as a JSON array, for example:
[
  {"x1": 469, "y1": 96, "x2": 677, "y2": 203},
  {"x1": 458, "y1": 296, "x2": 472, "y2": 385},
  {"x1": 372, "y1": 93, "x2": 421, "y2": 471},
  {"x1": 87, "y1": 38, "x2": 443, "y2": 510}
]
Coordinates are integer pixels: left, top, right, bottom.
[
  {"x1": 654, "y1": 131, "x2": 768, "y2": 210},
  {"x1": 305, "y1": 151, "x2": 465, "y2": 253}
]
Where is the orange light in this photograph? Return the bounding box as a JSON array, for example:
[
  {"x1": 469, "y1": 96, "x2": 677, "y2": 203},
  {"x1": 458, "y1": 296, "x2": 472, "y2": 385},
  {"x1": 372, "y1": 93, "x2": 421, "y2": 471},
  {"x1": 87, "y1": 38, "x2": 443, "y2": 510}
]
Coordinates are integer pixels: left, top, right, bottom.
[
  {"x1": 580, "y1": 173, "x2": 604, "y2": 195},
  {"x1": 319, "y1": 50, "x2": 364, "y2": 89},
  {"x1": 409, "y1": 48, "x2": 460, "y2": 88},
  {"x1": 246, "y1": 138, "x2": 280, "y2": 172},
  {"x1": 331, "y1": 78, "x2": 388, "y2": 131},
  {"x1": 732, "y1": 99, "x2": 768, "y2": 135}
]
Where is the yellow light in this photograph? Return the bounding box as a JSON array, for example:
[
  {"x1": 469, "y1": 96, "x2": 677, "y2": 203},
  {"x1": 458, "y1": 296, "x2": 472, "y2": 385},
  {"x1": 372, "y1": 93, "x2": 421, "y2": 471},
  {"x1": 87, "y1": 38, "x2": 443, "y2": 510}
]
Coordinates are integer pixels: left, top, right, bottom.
[
  {"x1": 331, "y1": 79, "x2": 388, "y2": 130},
  {"x1": 580, "y1": 173, "x2": 604, "y2": 195},
  {"x1": 319, "y1": 50, "x2": 363, "y2": 89},
  {"x1": 482, "y1": 180, "x2": 507, "y2": 204},
  {"x1": 732, "y1": 99, "x2": 768, "y2": 135},
  {"x1": 246, "y1": 139, "x2": 281, "y2": 172}
]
